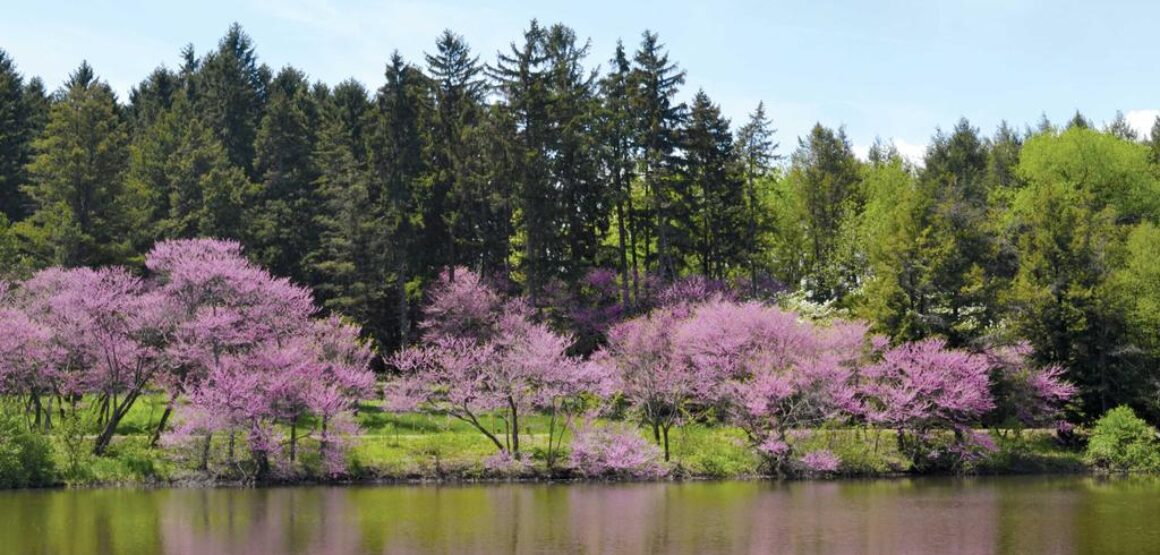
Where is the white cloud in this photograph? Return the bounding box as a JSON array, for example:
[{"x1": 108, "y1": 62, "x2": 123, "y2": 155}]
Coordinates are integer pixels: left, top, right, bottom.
[{"x1": 1124, "y1": 109, "x2": 1159, "y2": 139}]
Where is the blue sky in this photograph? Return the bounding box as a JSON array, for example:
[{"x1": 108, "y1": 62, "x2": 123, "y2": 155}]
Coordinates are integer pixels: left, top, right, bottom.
[{"x1": 4, "y1": 0, "x2": 1159, "y2": 162}]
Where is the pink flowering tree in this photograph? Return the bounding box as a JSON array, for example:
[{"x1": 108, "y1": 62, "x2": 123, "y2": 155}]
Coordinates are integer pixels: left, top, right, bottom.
[
  {"x1": 152, "y1": 239, "x2": 374, "y2": 477},
  {"x1": 984, "y1": 342, "x2": 1076, "y2": 432},
  {"x1": 0, "y1": 287, "x2": 59, "y2": 428},
  {"x1": 859, "y1": 338, "x2": 997, "y2": 469},
  {"x1": 675, "y1": 300, "x2": 866, "y2": 474},
  {"x1": 595, "y1": 304, "x2": 708, "y2": 461},
  {"x1": 11, "y1": 267, "x2": 171, "y2": 455},
  {"x1": 387, "y1": 268, "x2": 593, "y2": 461}
]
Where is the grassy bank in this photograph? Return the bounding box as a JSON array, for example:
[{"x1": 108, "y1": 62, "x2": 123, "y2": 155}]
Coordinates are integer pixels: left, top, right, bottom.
[{"x1": 0, "y1": 394, "x2": 1085, "y2": 488}]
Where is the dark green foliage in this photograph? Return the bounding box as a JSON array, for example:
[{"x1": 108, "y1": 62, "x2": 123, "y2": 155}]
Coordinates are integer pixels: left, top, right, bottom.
[
  {"x1": 249, "y1": 66, "x2": 321, "y2": 282},
  {"x1": 22, "y1": 62, "x2": 143, "y2": 267},
  {"x1": 630, "y1": 31, "x2": 686, "y2": 281},
  {"x1": 681, "y1": 90, "x2": 745, "y2": 278},
  {"x1": 193, "y1": 23, "x2": 267, "y2": 177},
  {"x1": 0, "y1": 50, "x2": 32, "y2": 221}
]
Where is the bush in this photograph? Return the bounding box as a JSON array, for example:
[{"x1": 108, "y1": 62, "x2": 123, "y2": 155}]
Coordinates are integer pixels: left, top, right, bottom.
[
  {"x1": 1085, "y1": 406, "x2": 1160, "y2": 472},
  {"x1": 569, "y1": 422, "x2": 667, "y2": 479},
  {"x1": 0, "y1": 413, "x2": 56, "y2": 488}
]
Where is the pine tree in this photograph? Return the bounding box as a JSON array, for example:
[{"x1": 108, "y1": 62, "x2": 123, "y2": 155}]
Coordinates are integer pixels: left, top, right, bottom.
[
  {"x1": 598, "y1": 41, "x2": 639, "y2": 306},
  {"x1": 22, "y1": 62, "x2": 143, "y2": 267},
  {"x1": 544, "y1": 24, "x2": 603, "y2": 286},
  {"x1": 425, "y1": 30, "x2": 486, "y2": 276},
  {"x1": 492, "y1": 20, "x2": 554, "y2": 298},
  {"x1": 681, "y1": 90, "x2": 744, "y2": 279},
  {"x1": 734, "y1": 101, "x2": 779, "y2": 291},
  {"x1": 0, "y1": 49, "x2": 31, "y2": 221},
  {"x1": 630, "y1": 31, "x2": 686, "y2": 282},
  {"x1": 128, "y1": 94, "x2": 249, "y2": 242},
  {"x1": 250, "y1": 66, "x2": 321, "y2": 283},
  {"x1": 1106, "y1": 110, "x2": 1138, "y2": 142},
  {"x1": 374, "y1": 53, "x2": 429, "y2": 347},
  {"x1": 128, "y1": 67, "x2": 178, "y2": 136},
  {"x1": 194, "y1": 23, "x2": 267, "y2": 178}
]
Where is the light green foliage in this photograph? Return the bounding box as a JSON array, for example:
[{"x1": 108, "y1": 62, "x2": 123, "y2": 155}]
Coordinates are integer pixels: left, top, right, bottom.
[
  {"x1": 1085, "y1": 406, "x2": 1160, "y2": 472},
  {"x1": 771, "y1": 124, "x2": 862, "y2": 300},
  {"x1": 0, "y1": 411, "x2": 56, "y2": 488},
  {"x1": 1009, "y1": 127, "x2": 1154, "y2": 416}
]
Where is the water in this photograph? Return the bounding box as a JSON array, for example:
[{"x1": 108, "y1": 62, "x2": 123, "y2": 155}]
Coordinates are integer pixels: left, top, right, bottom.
[{"x1": 1, "y1": 476, "x2": 1158, "y2": 554}]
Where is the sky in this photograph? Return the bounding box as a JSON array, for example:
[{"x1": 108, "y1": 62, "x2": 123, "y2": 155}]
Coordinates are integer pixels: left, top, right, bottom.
[{"x1": 3, "y1": 0, "x2": 1160, "y2": 163}]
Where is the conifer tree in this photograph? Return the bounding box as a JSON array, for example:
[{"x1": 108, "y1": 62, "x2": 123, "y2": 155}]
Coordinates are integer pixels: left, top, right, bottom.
[
  {"x1": 735, "y1": 101, "x2": 779, "y2": 292},
  {"x1": 682, "y1": 90, "x2": 744, "y2": 279},
  {"x1": 194, "y1": 23, "x2": 267, "y2": 178},
  {"x1": 22, "y1": 62, "x2": 143, "y2": 267},
  {"x1": 0, "y1": 49, "x2": 31, "y2": 221},
  {"x1": 630, "y1": 31, "x2": 686, "y2": 281},
  {"x1": 250, "y1": 66, "x2": 321, "y2": 283}
]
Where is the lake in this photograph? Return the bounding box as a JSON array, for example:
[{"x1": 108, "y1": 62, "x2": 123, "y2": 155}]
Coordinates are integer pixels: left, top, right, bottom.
[{"x1": 1, "y1": 476, "x2": 1157, "y2": 554}]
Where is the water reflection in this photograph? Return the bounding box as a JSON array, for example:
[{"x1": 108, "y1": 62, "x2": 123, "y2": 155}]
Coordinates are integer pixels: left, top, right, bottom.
[{"x1": 1, "y1": 476, "x2": 1158, "y2": 554}]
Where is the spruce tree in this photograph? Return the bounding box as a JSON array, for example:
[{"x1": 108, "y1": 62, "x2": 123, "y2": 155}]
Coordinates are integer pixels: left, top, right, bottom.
[
  {"x1": 425, "y1": 30, "x2": 486, "y2": 276},
  {"x1": 0, "y1": 49, "x2": 31, "y2": 221},
  {"x1": 250, "y1": 66, "x2": 321, "y2": 283},
  {"x1": 734, "y1": 101, "x2": 779, "y2": 291},
  {"x1": 23, "y1": 62, "x2": 143, "y2": 267},
  {"x1": 630, "y1": 31, "x2": 686, "y2": 281},
  {"x1": 598, "y1": 41, "x2": 639, "y2": 306},
  {"x1": 682, "y1": 90, "x2": 744, "y2": 279},
  {"x1": 194, "y1": 23, "x2": 267, "y2": 178}
]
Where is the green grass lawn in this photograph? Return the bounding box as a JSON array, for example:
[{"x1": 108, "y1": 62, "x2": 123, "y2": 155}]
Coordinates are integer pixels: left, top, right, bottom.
[{"x1": 16, "y1": 392, "x2": 1084, "y2": 485}]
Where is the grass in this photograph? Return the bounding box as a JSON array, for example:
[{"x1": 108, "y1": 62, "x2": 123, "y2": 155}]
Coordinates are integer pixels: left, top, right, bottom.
[{"x1": 5, "y1": 393, "x2": 1091, "y2": 486}]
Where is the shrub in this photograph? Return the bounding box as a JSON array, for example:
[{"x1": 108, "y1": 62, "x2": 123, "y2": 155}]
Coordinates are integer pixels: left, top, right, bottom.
[
  {"x1": 1085, "y1": 406, "x2": 1160, "y2": 472},
  {"x1": 0, "y1": 413, "x2": 56, "y2": 488},
  {"x1": 798, "y1": 450, "x2": 840, "y2": 476},
  {"x1": 569, "y1": 422, "x2": 667, "y2": 479}
]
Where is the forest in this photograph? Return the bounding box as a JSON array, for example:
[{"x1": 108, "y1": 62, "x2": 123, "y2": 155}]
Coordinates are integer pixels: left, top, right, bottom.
[{"x1": 1, "y1": 21, "x2": 1159, "y2": 485}]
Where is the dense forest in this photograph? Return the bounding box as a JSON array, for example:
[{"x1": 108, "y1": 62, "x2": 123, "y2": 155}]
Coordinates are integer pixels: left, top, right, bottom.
[{"x1": 1, "y1": 22, "x2": 1158, "y2": 425}]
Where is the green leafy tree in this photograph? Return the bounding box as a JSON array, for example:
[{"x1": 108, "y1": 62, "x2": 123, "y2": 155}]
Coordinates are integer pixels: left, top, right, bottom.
[
  {"x1": 1009, "y1": 126, "x2": 1159, "y2": 418},
  {"x1": 774, "y1": 123, "x2": 862, "y2": 301}
]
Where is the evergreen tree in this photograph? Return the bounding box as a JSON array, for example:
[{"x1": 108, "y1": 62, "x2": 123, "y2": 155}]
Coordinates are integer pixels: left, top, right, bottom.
[
  {"x1": 128, "y1": 67, "x2": 178, "y2": 136},
  {"x1": 22, "y1": 62, "x2": 143, "y2": 267},
  {"x1": 734, "y1": 101, "x2": 779, "y2": 291},
  {"x1": 492, "y1": 20, "x2": 554, "y2": 298},
  {"x1": 598, "y1": 41, "x2": 639, "y2": 306},
  {"x1": 194, "y1": 23, "x2": 267, "y2": 178},
  {"x1": 630, "y1": 31, "x2": 686, "y2": 281},
  {"x1": 250, "y1": 66, "x2": 321, "y2": 282},
  {"x1": 681, "y1": 89, "x2": 744, "y2": 279},
  {"x1": 128, "y1": 95, "x2": 249, "y2": 242},
  {"x1": 0, "y1": 49, "x2": 31, "y2": 221},
  {"x1": 1106, "y1": 110, "x2": 1138, "y2": 142},
  {"x1": 544, "y1": 24, "x2": 604, "y2": 287},
  {"x1": 425, "y1": 30, "x2": 486, "y2": 276}
]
